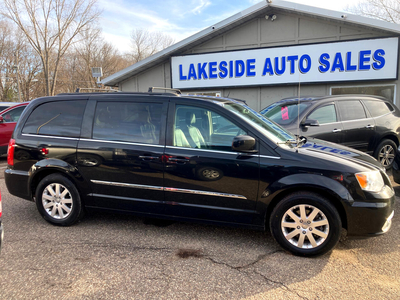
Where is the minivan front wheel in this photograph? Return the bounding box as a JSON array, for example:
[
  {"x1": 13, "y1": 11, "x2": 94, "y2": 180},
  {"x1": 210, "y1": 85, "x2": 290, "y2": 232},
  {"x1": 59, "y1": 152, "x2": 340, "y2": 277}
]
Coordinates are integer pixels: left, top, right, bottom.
[
  {"x1": 270, "y1": 192, "x2": 341, "y2": 256},
  {"x1": 35, "y1": 174, "x2": 84, "y2": 226},
  {"x1": 374, "y1": 139, "x2": 397, "y2": 169}
]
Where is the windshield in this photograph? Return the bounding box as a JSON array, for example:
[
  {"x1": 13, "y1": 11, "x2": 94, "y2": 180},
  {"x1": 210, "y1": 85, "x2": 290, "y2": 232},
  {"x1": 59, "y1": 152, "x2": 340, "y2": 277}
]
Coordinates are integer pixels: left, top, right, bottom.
[
  {"x1": 260, "y1": 102, "x2": 311, "y2": 125},
  {"x1": 223, "y1": 102, "x2": 295, "y2": 144}
]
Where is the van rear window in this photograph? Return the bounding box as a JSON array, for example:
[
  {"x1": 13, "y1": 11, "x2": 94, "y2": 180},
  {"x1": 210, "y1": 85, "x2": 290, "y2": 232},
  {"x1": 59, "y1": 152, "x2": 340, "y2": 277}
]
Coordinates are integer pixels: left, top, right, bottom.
[{"x1": 22, "y1": 100, "x2": 87, "y2": 137}]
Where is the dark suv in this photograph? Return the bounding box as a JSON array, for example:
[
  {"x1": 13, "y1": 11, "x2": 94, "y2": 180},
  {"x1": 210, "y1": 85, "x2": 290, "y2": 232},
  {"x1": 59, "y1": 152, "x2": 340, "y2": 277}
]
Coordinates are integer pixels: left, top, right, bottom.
[
  {"x1": 4, "y1": 92, "x2": 395, "y2": 256},
  {"x1": 260, "y1": 95, "x2": 400, "y2": 169}
]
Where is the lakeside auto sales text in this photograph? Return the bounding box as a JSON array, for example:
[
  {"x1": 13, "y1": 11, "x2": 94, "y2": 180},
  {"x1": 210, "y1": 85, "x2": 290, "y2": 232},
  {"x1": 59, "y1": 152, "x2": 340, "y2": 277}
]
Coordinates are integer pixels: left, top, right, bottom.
[{"x1": 178, "y1": 50, "x2": 385, "y2": 81}]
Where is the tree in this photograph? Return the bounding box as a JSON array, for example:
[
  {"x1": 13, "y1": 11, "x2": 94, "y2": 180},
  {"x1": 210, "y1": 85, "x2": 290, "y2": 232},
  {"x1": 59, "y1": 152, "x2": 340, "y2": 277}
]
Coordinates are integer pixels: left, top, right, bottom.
[
  {"x1": 56, "y1": 25, "x2": 131, "y2": 92},
  {"x1": 346, "y1": 0, "x2": 400, "y2": 23},
  {"x1": 2, "y1": 0, "x2": 101, "y2": 96},
  {"x1": 130, "y1": 28, "x2": 175, "y2": 64}
]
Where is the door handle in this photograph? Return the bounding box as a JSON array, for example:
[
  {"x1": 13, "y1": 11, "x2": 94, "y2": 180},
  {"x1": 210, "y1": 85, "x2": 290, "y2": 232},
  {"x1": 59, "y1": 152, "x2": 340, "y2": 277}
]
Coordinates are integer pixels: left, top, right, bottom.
[
  {"x1": 168, "y1": 157, "x2": 190, "y2": 164},
  {"x1": 365, "y1": 124, "x2": 375, "y2": 129},
  {"x1": 139, "y1": 155, "x2": 159, "y2": 161},
  {"x1": 332, "y1": 129, "x2": 342, "y2": 133}
]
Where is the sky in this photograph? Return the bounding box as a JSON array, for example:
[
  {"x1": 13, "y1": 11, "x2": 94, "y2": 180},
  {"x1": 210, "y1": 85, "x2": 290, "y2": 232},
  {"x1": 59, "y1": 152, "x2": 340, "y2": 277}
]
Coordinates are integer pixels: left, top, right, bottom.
[{"x1": 98, "y1": 0, "x2": 363, "y2": 54}]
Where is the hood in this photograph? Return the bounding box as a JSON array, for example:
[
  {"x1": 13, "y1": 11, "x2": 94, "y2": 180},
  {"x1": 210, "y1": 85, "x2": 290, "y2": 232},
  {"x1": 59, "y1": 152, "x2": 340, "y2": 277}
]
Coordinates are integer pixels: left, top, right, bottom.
[{"x1": 298, "y1": 137, "x2": 383, "y2": 171}]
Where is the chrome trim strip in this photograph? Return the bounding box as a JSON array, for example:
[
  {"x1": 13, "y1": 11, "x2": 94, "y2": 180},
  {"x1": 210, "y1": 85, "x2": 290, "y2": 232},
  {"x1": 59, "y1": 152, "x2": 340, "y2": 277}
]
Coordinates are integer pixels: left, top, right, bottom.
[
  {"x1": 341, "y1": 117, "x2": 375, "y2": 124},
  {"x1": 91, "y1": 193, "x2": 163, "y2": 204},
  {"x1": 4, "y1": 169, "x2": 29, "y2": 176},
  {"x1": 80, "y1": 138, "x2": 164, "y2": 148},
  {"x1": 164, "y1": 201, "x2": 255, "y2": 213},
  {"x1": 166, "y1": 146, "x2": 252, "y2": 156},
  {"x1": 164, "y1": 187, "x2": 247, "y2": 199},
  {"x1": 259, "y1": 155, "x2": 281, "y2": 160},
  {"x1": 22, "y1": 133, "x2": 79, "y2": 140},
  {"x1": 91, "y1": 180, "x2": 247, "y2": 199},
  {"x1": 91, "y1": 180, "x2": 163, "y2": 191}
]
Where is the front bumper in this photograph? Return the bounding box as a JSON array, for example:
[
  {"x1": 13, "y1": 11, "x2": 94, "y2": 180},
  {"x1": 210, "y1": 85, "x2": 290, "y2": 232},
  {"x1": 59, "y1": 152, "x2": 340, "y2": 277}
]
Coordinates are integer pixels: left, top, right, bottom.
[{"x1": 345, "y1": 185, "x2": 395, "y2": 237}]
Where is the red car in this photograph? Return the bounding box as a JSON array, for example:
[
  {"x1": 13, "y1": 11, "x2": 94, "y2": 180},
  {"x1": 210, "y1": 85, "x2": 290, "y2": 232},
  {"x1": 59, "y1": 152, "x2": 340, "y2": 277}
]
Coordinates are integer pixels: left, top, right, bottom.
[{"x1": 0, "y1": 102, "x2": 29, "y2": 155}]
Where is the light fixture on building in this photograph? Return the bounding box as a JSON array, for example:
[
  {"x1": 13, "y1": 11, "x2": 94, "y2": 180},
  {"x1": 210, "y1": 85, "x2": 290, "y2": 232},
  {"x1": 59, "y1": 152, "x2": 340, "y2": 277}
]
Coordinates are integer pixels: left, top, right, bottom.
[
  {"x1": 265, "y1": 14, "x2": 277, "y2": 21},
  {"x1": 91, "y1": 67, "x2": 103, "y2": 87}
]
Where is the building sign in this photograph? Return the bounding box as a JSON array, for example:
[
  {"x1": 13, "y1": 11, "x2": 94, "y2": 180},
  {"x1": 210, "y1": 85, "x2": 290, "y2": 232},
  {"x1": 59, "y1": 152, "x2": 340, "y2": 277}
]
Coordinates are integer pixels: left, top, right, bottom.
[{"x1": 171, "y1": 37, "x2": 399, "y2": 89}]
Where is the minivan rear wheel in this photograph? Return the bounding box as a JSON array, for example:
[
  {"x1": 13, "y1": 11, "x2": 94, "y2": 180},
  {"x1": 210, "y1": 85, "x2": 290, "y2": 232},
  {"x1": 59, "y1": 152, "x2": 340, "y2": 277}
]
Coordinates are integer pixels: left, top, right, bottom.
[
  {"x1": 35, "y1": 174, "x2": 84, "y2": 226},
  {"x1": 374, "y1": 139, "x2": 397, "y2": 169},
  {"x1": 270, "y1": 192, "x2": 341, "y2": 256}
]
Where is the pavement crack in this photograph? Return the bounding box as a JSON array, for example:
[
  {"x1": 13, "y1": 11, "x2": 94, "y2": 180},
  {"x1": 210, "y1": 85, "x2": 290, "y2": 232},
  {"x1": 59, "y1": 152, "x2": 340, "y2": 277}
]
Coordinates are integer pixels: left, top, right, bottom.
[
  {"x1": 203, "y1": 250, "x2": 283, "y2": 270},
  {"x1": 253, "y1": 270, "x2": 310, "y2": 300}
]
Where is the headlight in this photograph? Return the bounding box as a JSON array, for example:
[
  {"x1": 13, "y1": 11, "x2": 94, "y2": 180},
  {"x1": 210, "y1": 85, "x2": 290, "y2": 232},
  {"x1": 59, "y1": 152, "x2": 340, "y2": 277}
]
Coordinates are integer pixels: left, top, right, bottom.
[{"x1": 355, "y1": 171, "x2": 384, "y2": 192}]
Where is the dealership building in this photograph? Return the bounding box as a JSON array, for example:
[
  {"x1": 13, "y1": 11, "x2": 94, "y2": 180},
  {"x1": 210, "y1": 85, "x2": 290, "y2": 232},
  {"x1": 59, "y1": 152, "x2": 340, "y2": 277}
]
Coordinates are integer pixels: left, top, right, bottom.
[{"x1": 102, "y1": 0, "x2": 400, "y2": 110}]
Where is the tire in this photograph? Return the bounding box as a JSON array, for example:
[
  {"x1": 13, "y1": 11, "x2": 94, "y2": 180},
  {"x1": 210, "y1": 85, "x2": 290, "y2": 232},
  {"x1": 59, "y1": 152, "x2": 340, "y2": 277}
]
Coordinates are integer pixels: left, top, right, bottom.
[
  {"x1": 374, "y1": 139, "x2": 397, "y2": 169},
  {"x1": 35, "y1": 174, "x2": 84, "y2": 226},
  {"x1": 269, "y1": 192, "x2": 341, "y2": 257}
]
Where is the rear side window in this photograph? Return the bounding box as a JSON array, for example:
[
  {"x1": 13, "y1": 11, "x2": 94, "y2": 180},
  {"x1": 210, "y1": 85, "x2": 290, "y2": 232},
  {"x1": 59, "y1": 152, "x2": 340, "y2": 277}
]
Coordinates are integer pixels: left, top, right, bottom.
[
  {"x1": 92, "y1": 102, "x2": 163, "y2": 145},
  {"x1": 22, "y1": 101, "x2": 87, "y2": 137},
  {"x1": 363, "y1": 100, "x2": 391, "y2": 117},
  {"x1": 1, "y1": 106, "x2": 26, "y2": 123},
  {"x1": 337, "y1": 100, "x2": 366, "y2": 121}
]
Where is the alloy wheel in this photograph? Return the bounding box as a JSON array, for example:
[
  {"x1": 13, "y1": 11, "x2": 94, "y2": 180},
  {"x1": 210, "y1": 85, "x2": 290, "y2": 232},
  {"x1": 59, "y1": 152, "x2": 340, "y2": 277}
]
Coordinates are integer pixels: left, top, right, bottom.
[
  {"x1": 42, "y1": 183, "x2": 73, "y2": 220},
  {"x1": 378, "y1": 145, "x2": 395, "y2": 167},
  {"x1": 281, "y1": 204, "x2": 329, "y2": 249}
]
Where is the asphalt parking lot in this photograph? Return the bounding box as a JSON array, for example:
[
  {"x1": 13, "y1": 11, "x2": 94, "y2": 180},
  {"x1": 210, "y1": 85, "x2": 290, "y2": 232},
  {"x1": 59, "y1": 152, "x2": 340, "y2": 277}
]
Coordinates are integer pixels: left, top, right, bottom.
[{"x1": 0, "y1": 156, "x2": 399, "y2": 300}]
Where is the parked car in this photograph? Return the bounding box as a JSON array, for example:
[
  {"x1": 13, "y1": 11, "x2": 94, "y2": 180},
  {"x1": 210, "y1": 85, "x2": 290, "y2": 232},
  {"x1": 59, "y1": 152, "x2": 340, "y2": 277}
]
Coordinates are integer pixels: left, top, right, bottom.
[
  {"x1": 4, "y1": 92, "x2": 394, "y2": 256},
  {"x1": 260, "y1": 95, "x2": 400, "y2": 169},
  {"x1": 0, "y1": 189, "x2": 3, "y2": 254},
  {"x1": 0, "y1": 102, "x2": 29, "y2": 156},
  {"x1": 0, "y1": 102, "x2": 19, "y2": 112}
]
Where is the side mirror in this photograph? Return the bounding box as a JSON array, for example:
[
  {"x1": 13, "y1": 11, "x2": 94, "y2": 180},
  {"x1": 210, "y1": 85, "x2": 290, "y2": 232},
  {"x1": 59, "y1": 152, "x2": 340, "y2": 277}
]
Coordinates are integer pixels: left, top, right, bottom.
[
  {"x1": 232, "y1": 135, "x2": 258, "y2": 153},
  {"x1": 0, "y1": 116, "x2": 4, "y2": 123},
  {"x1": 302, "y1": 119, "x2": 319, "y2": 127}
]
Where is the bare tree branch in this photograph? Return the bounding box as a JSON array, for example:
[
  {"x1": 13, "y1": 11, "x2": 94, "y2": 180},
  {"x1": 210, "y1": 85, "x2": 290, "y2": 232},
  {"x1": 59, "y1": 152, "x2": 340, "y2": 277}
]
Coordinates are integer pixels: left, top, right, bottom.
[
  {"x1": 346, "y1": 0, "x2": 400, "y2": 23},
  {"x1": 130, "y1": 28, "x2": 175, "y2": 64},
  {"x1": 1, "y1": 0, "x2": 101, "y2": 95}
]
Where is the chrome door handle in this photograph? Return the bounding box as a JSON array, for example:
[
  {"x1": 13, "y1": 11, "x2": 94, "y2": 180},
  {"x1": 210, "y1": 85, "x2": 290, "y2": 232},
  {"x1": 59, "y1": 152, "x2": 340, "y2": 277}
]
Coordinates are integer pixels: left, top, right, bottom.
[
  {"x1": 139, "y1": 156, "x2": 159, "y2": 160},
  {"x1": 168, "y1": 157, "x2": 190, "y2": 164},
  {"x1": 365, "y1": 124, "x2": 375, "y2": 129},
  {"x1": 332, "y1": 129, "x2": 342, "y2": 133}
]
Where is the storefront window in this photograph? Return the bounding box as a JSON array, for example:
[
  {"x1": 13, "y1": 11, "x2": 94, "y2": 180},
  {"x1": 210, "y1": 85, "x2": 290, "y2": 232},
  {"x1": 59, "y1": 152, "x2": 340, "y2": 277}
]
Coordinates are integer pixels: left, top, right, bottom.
[{"x1": 330, "y1": 85, "x2": 395, "y2": 103}]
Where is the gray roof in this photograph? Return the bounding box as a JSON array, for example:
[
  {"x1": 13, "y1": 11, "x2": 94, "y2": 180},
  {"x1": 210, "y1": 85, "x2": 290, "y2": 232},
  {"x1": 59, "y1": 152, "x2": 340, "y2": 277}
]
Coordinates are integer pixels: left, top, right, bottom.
[{"x1": 102, "y1": 0, "x2": 400, "y2": 87}]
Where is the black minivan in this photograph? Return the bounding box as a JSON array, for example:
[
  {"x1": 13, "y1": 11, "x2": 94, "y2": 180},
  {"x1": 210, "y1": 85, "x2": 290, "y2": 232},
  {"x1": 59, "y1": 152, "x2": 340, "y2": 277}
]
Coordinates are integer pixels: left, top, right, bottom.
[{"x1": 4, "y1": 92, "x2": 395, "y2": 256}]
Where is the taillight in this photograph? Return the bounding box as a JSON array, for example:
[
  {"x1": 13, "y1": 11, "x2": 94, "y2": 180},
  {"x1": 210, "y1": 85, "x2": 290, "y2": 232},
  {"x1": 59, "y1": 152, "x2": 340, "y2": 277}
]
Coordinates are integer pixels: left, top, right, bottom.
[{"x1": 7, "y1": 138, "x2": 15, "y2": 166}]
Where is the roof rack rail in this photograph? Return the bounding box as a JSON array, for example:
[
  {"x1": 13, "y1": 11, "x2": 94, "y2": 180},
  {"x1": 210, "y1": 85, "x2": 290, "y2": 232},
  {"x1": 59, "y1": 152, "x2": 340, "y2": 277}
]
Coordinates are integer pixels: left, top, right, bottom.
[
  {"x1": 148, "y1": 87, "x2": 181, "y2": 95},
  {"x1": 75, "y1": 87, "x2": 119, "y2": 93}
]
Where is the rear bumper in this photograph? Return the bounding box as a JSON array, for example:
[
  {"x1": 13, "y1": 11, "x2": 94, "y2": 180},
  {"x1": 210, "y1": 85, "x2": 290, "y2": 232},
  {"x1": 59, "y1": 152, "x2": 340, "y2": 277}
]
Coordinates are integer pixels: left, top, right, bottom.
[{"x1": 4, "y1": 169, "x2": 31, "y2": 201}]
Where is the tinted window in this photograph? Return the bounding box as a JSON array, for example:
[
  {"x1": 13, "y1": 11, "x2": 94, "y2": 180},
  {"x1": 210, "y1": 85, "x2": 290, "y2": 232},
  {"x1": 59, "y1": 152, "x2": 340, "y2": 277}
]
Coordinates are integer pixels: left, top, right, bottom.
[
  {"x1": 1, "y1": 106, "x2": 26, "y2": 123},
  {"x1": 174, "y1": 105, "x2": 246, "y2": 151},
  {"x1": 363, "y1": 100, "x2": 391, "y2": 117},
  {"x1": 22, "y1": 101, "x2": 86, "y2": 137},
  {"x1": 92, "y1": 102, "x2": 162, "y2": 145},
  {"x1": 307, "y1": 104, "x2": 337, "y2": 124},
  {"x1": 262, "y1": 102, "x2": 311, "y2": 125},
  {"x1": 337, "y1": 100, "x2": 366, "y2": 121}
]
